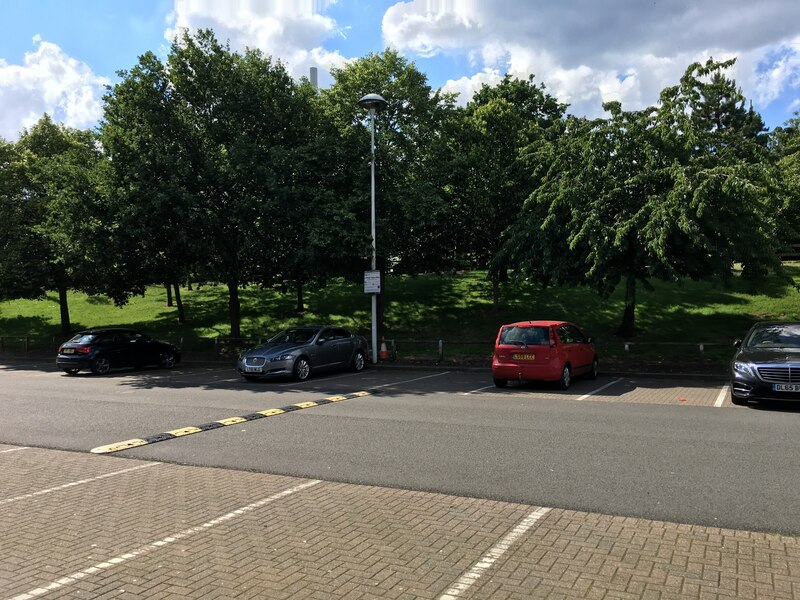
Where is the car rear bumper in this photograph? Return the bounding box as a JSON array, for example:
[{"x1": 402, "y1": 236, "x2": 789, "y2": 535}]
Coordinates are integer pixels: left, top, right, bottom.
[
  {"x1": 56, "y1": 355, "x2": 93, "y2": 370},
  {"x1": 492, "y1": 360, "x2": 561, "y2": 382}
]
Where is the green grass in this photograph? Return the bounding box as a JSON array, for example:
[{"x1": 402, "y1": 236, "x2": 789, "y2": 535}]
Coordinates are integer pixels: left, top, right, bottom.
[{"x1": 1, "y1": 265, "x2": 798, "y2": 364}]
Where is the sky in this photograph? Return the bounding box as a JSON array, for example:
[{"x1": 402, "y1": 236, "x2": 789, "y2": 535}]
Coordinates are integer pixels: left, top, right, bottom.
[{"x1": 1, "y1": 0, "x2": 799, "y2": 141}]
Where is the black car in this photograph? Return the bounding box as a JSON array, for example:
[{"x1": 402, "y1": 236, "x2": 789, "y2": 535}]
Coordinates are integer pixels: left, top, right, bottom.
[
  {"x1": 56, "y1": 328, "x2": 181, "y2": 375},
  {"x1": 730, "y1": 321, "x2": 800, "y2": 405}
]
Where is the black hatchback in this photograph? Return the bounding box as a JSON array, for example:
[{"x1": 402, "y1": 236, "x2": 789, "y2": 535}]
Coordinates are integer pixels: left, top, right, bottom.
[
  {"x1": 56, "y1": 328, "x2": 181, "y2": 375},
  {"x1": 730, "y1": 321, "x2": 800, "y2": 405}
]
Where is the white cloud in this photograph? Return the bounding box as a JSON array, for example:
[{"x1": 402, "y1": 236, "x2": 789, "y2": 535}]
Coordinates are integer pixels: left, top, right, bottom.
[
  {"x1": 383, "y1": 0, "x2": 800, "y2": 120},
  {"x1": 165, "y1": 0, "x2": 348, "y2": 85},
  {"x1": 0, "y1": 37, "x2": 108, "y2": 140}
]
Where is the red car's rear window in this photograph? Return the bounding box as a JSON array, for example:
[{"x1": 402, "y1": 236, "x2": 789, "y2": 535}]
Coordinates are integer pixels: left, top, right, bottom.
[{"x1": 498, "y1": 326, "x2": 549, "y2": 346}]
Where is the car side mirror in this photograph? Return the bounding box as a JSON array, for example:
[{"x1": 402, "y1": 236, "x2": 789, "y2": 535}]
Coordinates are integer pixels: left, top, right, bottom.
[{"x1": 733, "y1": 339, "x2": 742, "y2": 348}]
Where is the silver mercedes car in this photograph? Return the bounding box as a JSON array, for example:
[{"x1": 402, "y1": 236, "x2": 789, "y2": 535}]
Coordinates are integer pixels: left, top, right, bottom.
[{"x1": 237, "y1": 326, "x2": 369, "y2": 382}]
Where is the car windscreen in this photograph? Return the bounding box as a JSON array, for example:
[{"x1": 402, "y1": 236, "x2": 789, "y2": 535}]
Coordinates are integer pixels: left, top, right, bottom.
[
  {"x1": 745, "y1": 324, "x2": 800, "y2": 349},
  {"x1": 68, "y1": 334, "x2": 97, "y2": 344},
  {"x1": 498, "y1": 326, "x2": 550, "y2": 346},
  {"x1": 268, "y1": 328, "x2": 318, "y2": 344}
]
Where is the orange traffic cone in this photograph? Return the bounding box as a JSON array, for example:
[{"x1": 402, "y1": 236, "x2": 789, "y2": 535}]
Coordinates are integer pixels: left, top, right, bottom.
[{"x1": 379, "y1": 337, "x2": 389, "y2": 361}]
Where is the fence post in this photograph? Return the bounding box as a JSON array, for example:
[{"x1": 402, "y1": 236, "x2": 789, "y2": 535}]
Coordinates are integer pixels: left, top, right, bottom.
[
  {"x1": 699, "y1": 343, "x2": 704, "y2": 353},
  {"x1": 24, "y1": 337, "x2": 29, "y2": 352},
  {"x1": 1, "y1": 336, "x2": 4, "y2": 351},
  {"x1": 624, "y1": 342, "x2": 630, "y2": 352},
  {"x1": 438, "y1": 339, "x2": 444, "y2": 363},
  {"x1": 390, "y1": 339, "x2": 397, "y2": 360},
  {"x1": 214, "y1": 337, "x2": 219, "y2": 354}
]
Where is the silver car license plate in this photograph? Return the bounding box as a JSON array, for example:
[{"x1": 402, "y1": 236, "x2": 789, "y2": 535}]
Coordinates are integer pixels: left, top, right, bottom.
[
  {"x1": 245, "y1": 366, "x2": 263, "y2": 373},
  {"x1": 773, "y1": 384, "x2": 800, "y2": 392}
]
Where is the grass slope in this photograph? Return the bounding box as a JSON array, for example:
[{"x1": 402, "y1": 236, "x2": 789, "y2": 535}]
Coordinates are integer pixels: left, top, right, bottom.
[{"x1": 1, "y1": 265, "x2": 798, "y2": 363}]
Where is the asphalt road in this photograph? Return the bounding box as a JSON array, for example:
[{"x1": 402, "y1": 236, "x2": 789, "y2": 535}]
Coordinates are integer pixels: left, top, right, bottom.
[{"x1": 1, "y1": 358, "x2": 799, "y2": 536}]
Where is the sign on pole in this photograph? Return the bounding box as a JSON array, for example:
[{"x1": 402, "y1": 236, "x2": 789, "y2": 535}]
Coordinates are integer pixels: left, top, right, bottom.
[{"x1": 364, "y1": 270, "x2": 381, "y2": 294}]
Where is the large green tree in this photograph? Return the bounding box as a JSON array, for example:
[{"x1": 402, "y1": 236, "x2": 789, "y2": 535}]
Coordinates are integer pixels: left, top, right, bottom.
[
  {"x1": 102, "y1": 30, "x2": 311, "y2": 337},
  {"x1": 501, "y1": 59, "x2": 786, "y2": 337},
  {"x1": 14, "y1": 115, "x2": 106, "y2": 334},
  {"x1": 451, "y1": 75, "x2": 566, "y2": 306},
  {"x1": 320, "y1": 49, "x2": 458, "y2": 334}
]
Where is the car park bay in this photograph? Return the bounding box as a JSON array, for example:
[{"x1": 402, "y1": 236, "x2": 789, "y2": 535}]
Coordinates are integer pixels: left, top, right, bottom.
[{"x1": 1, "y1": 360, "x2": 799, "y2": 598}]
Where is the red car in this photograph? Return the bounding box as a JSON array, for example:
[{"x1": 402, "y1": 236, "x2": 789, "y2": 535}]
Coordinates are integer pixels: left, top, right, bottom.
[{"x1": 492, "y1": 320, "x2": 598, "y2": 389}]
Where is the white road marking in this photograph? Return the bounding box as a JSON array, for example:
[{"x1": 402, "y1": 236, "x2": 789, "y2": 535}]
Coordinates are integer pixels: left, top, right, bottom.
[
  {"x1": 8, "y1": 479, "x2": 321, "y2": 600},
  {"x1": 0, "y1": 447, "x2": 29, "y2": 454},
  {"x1": 714, "y1": 384, "x2": 729, "y2": 407},
  {"x1": 374, "y1": 371, "x2": 451, "y2": 388},
  {"x1": 462, "y1": 385, "x2": 495, "y2": 395},
  {"x1": 0, "y1": 462, "x2": 159, "y2": 506},
  {"x1": 438, "y1": 506, "x2": 551, "y2": 600},
  {"x1": 575, "y1": 377, "x2": 623, "y2": 401}
]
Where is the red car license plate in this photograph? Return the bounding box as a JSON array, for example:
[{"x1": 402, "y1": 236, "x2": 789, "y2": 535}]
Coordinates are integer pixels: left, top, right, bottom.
[{"x1": 511, "y1": 353, "x2": 535, "y2": 360}]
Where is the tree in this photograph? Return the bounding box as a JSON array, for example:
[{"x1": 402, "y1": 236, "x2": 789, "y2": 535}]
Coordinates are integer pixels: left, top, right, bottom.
[
  {"x1": 14, "y1": 115, "x2": 105, "y2": 334},
  {"x1": 501, "y1": 59, "x2": 785, "y2": 337},
  {"x1": 102, "y1": 30, "x2": 310, "y2": 337},
  {"x1": 320, "y1": 49, "x2": 459, "y2": 334},
  {"x1": 0, "y1": 138, "x2": 49, "y2": 300},
  {"x1": 450, "y1": 75, "x2": 566, "y2": 306}
]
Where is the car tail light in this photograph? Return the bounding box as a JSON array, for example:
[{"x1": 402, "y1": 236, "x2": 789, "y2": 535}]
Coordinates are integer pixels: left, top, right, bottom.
[
  {"x1": 76, "y1": 346, "x2": 91, "y2": 354},
  {"x1": 57, "y1": 344, "x2": 63, "y2": 353}
]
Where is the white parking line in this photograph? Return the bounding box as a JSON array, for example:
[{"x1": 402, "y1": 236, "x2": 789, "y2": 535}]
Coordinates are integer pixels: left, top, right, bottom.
[
  {"x1": 374, "y1": 371, "x2": 451, "y2": 388},
  {"x1": 575, "y1": 377, "x2": 623, "y2": 401},
  {"x1": 438, "y1": 506, "x2": 551, "y2": 600},
  {"x1": 462, "y1": 385, "x2": 494, "y2": 395},
  {"x1": 714, "y1": 384, "x2": 729, "y2": 407},
  {"x1": 0, "y1": 462, "x2": 159, "y2": 506},
  {"x1": 0, "y1": 447, "x2": 29, "y2": 454},
  {"x1": 9, "y1": 479, "x2": 321, "y2": 600}
]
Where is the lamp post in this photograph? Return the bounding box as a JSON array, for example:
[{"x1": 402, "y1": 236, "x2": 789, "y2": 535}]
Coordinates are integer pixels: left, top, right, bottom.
[{"x1": 358, "y1": 93, "x2": 388, "y2": 364}]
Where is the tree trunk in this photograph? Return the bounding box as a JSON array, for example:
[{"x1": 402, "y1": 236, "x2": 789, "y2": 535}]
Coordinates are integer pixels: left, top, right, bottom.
[
  {"x1": 227, "y1": 281, "x2": 241, "y2": 339},
  {"x1": 295, "y1": 281, "x2": 305, "y2": 313},
  {"x1": 617, "y1": 275, "x2": 636, "y2": 338},
  {"x1": 57, "y1": 284, "x2": 71, "y2": 335},
  {"x1": 165, "y1": 283, "x2": 173, "y2": 307},
  {"x1": 173, "y1": 283, "x2": 185, "y2": 323}
]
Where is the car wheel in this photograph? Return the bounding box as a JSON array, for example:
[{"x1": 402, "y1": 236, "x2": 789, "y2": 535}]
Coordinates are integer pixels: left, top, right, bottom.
[
  {"x1": 63, "y1": 368, "x2": 79, "y2": 376},
  {"x1": 558, "y1": 365, "x2": 571, "y2": 390},
  {"x1": 90, "y1": 356, "x2": 111, "y2": 375},
  {"x1": 293, "y1": 357, "x2": 311, "y2": 381},
  {"x1": 352, "y1": 350, "x2": 366, "y2": 372},
  {"x1": 159, "y1": 351, "x2": 177, "y2": 369},
  {"x1": 730, "y1": 392, "x2": 748, "y2": 406},
  {"x1": 589, "y1": 358, "x2": 599, "y2": 380},
  {"x1": 493, "y1": 377, "x2": 507, "y2": 388}
]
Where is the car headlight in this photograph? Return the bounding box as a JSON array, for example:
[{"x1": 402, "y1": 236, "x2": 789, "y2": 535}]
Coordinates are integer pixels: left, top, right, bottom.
[
  {"x1": 270, "y1": 353, "x2": 293, "y2": 362},
  {"x1": 733, "y1": 361, "x2": 754, "y2": 376}
]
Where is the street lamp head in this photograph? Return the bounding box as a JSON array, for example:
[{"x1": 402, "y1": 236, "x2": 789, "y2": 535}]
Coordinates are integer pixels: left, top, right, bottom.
[{"x1": 358, "y1": 93, "x2": 388, "y2": 112}]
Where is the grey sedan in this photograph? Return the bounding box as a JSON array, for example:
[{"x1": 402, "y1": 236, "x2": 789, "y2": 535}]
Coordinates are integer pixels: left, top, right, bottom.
[{"x1": 237, "y1": 326, "x2": 368, "y2": 382}]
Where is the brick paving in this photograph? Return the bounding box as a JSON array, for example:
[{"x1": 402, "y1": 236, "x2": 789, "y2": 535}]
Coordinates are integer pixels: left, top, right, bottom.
[{"x1": 1, "y1": 445, "x2": 797, "y2": 599}]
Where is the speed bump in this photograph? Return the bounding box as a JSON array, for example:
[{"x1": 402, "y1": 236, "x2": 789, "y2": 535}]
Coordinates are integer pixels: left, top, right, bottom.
[{"x1": 91, "y1": 389, "x2": 375, "y2": 454}]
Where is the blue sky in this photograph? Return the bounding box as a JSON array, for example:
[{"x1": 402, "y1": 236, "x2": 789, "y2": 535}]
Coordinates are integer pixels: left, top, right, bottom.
[{"x1": 1, "y1": 0, "x2": 799, "y2": 140}]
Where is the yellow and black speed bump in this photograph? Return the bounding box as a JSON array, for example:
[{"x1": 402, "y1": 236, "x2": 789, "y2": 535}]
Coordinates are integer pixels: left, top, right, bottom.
[{"x1": 91, "y1": 389, "x2": 376, "y2": 454}]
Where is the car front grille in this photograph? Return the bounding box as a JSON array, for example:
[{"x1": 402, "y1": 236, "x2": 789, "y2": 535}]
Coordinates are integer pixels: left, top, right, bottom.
[
  {"x1": 757, "y1": 366, "x2": 800, "y2": 384},
  {"x1": 245, "y1": 357, "x2": 266, "y2": 367}
]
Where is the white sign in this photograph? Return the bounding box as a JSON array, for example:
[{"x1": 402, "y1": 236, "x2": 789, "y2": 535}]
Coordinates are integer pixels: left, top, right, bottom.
[{"x1": 364, "y1": 270, "x2": 381, "y2": 294}]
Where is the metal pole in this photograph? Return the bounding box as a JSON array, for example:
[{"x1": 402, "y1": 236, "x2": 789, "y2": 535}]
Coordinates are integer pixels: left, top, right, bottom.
[{"x1": 370, "y1": 108, "x2": 378, "y2": 364}]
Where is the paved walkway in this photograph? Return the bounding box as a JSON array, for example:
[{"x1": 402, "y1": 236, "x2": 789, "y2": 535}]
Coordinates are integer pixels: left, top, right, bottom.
[{"x1": 1, "y1": 444, "x2": 797, "y2": 599}]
